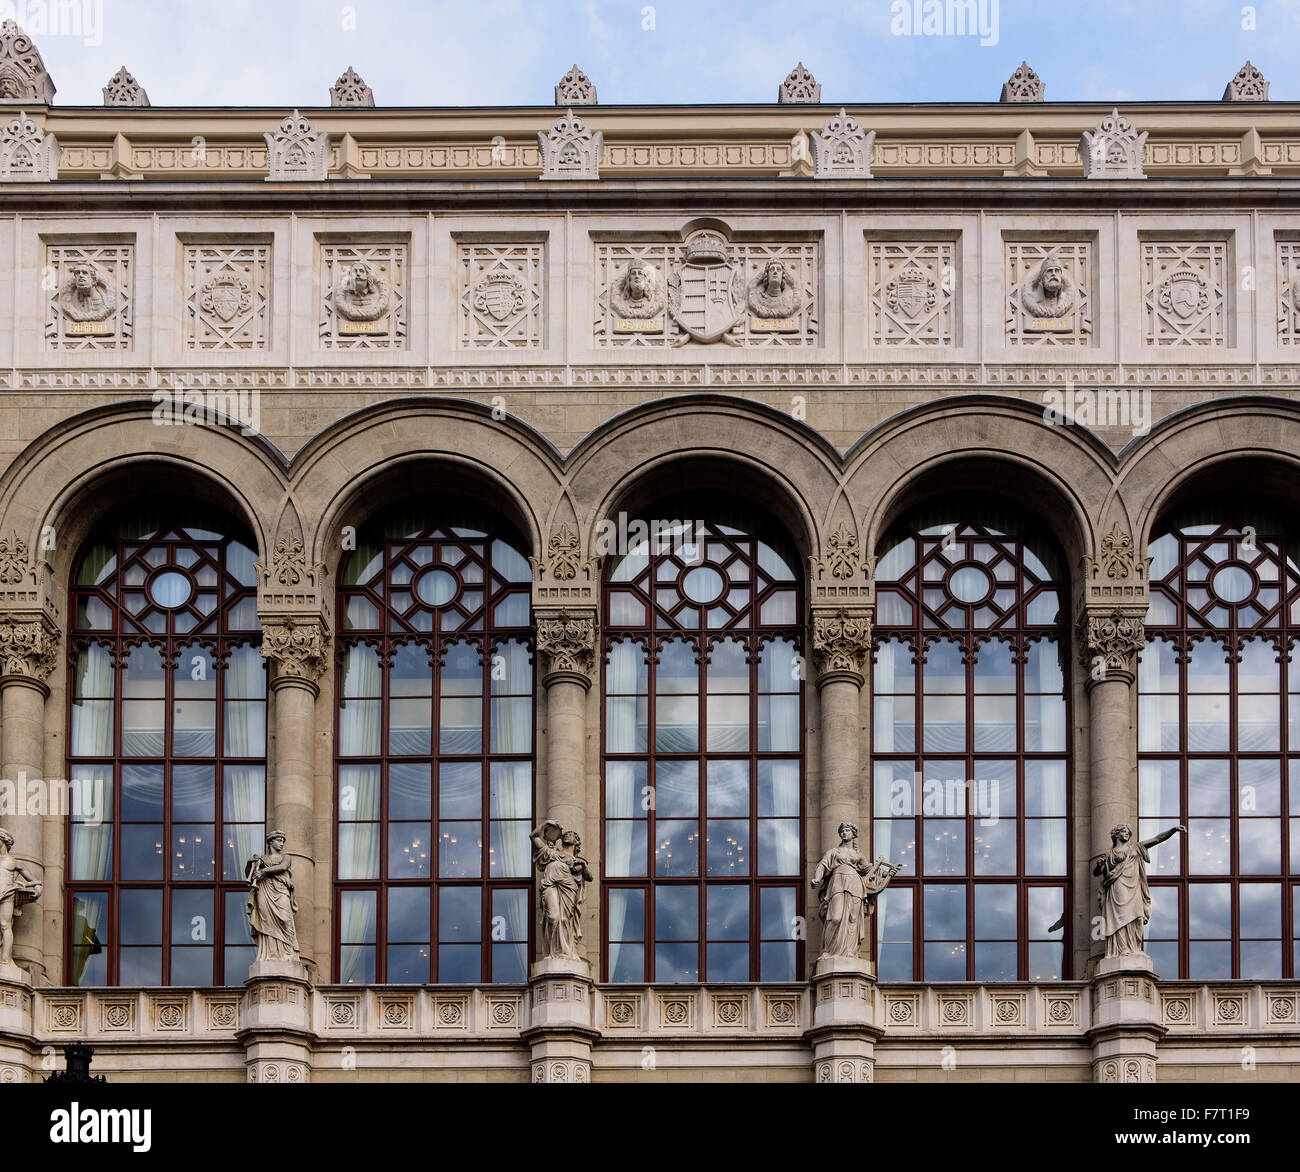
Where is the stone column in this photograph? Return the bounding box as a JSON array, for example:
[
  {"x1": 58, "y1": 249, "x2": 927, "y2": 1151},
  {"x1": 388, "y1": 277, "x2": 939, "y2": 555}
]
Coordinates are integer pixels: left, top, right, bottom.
[
  {"x1": 1079, "y1": 524, "x2": 1158, "y2": 1082},
  {"x1": 527, "y1": 609, "x2": 599, "y2": 1083},
  {"x1": 259, "y1": 618, "x2": 328, "y2": 978},
  {"x1": 0, "y1": 611, "x2": 60, "y2": 984},
  {"x1": 806, "y1": 607, "x2": 879, "y2": 1083}
]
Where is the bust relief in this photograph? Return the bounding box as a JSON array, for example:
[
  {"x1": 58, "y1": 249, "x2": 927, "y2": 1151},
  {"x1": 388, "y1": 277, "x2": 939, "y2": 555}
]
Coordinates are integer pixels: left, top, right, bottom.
[
  {"x1": 333, "y1": 260, "x2": 390, "y2": 321},
  {"x1": 59, "y1": 260, "x2": 116, "y2": 322},
  {"x1": 747, "y1": 259, "x2": 799, "y2": 318},
  {"x1": 1019, "y1": 252, "x2": 1076, "y2": 319},
  {"x1": 609, "y1": 258, "x2": 665, "y2": 319}
]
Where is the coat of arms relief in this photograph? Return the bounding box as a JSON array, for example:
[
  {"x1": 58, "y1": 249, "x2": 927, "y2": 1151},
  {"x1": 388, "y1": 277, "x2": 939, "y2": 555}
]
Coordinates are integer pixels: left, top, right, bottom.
[
  {"x1": 186, "y1": 243, "x2": 270, "y2": 350},
  {"x1": 870, "y1": 240, "x2": 955, "y2": 346},
  {"x1": 459, "y1": 241, "x2": 544, "y2": 348},
  {"x1": 595, "y1": 220, "x2": 817, "y2": 347},
  {"x1": 1142, "y1": 240, "x2": 1226, "y2": 347}
]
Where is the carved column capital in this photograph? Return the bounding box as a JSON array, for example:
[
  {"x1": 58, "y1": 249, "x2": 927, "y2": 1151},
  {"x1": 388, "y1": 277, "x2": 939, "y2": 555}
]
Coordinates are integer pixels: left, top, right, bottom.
[
  {"x1": 0, "y1": 612, "x2": 59, "y2": 686},
  {"x1": 810, "y1": 608, "x2": 873, "y2": 684},
  {"x1": 1079, "y1": 609, "x2": 1146, "y2": 687},
  {"x1": 535, "y1": 609, "x2": 598, "y2": 687},
  {"x1": 260, "y1": 618, "x2": 330, "y2": 687}
]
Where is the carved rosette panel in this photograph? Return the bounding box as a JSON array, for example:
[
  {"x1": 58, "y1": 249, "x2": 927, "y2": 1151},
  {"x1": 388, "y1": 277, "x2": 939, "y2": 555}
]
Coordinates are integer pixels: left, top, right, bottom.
[
  {"x1": 595, "y1": 234, "x2": 818, "y2": 347},
  {"x1": 531, "y1": 1058, "x2": 590, "y2": 1083},
  {"x1": 1079, "y1": 611, "x2": 1145, "y2": 683},
  {"x1": 1142, "y1": 240, "x2": 1227, "y2": 347},
  {"x1": 459, "y1": 242, "x2": 544, "y2": 348},
  {"x1": 1093, "y1": 1056, "x2": 1155, "y2": 1083},
  {"x1": 1005, "y1": 240, "x2": 1091, "y2": 346},
  {"x1": 870, "y1": 240, "x2": 954, "y2": 346},
  {"x1": 810, "y1": 609, "x2": 872, "y2": 678},
  {"x1": 185, "y1": 243, "x2": 271, "y2": 350},
  {"x1": 1276, "y1": 239, "x2": 1300, "y2": 345},
  {"x1": 260, "y1": 619, "x2": 329, "y2": 682},
  {"x1": 319, "y1": 242, "x2": 407, "y2": 349},
  {"x1": 0, "y1": 613, "x2": 59, "y2": 679},
  {"x1": 815, "y1": 1059, "x2": 874, "y2": 1083},
  {"x1": 535, "y1": 611, "x2": 597, "y2": 679},
  {"x1": 248, "y1": 1060, "x2": 309, "y2": 1084},
  {"x1": 45, "y1": 243, "x2": 133, "y2": 350}
]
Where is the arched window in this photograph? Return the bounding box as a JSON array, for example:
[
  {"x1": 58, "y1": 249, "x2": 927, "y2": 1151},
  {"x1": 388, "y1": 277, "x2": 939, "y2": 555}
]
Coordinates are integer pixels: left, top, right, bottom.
[
  {"x1": 66, "y1": 504, "x2": 265, "y2": 986},
  {"x1": 872, "y1": 500, "x2": 1071, "y2": 981},
  {"x1": 1139, "y1": 501, "x2": 1299, "y2": 979},
  {"x1": 602, "y1": 500, "x2": 804, "y2": 982},
  {"x1": 335, "y1": 498, "x2": 533, "y2": 984}
]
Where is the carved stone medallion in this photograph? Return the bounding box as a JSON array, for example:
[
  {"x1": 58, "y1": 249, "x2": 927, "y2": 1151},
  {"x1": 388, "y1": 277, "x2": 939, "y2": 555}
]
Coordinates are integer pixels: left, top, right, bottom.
[
  {"x1": 333, "y1": 260, "x2": 390, "y2": 322},
  {"x1": 609, "y1": 259, "x2": 665, "y2": 319},
  {"x1": 58, "y1": 261, "x2": 116, "y2": 322},
  {"x1": 1018, "y1": 253, "x2": 1076, "y2": 320},
  {"x1": 747, "y1": 260, "x2": 799, "y2": 319},
  {"x1": 473, "y1": 269, "x2": 527, "y2": 322}
]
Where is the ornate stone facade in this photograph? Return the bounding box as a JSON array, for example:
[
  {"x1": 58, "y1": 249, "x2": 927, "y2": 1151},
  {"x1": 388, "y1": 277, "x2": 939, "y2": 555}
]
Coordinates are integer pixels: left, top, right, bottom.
[
  {"x1": 102, "y1": 67, "x2": 148, "y2": 107},
  {"x1": 1000, "y1": 61, "x2": 1044, "y2": 102},
  {"x1": 0, "y1": 27, "x2": 1295, "y2": 1087},
  {"x1": 779, "y1": 62, "x2": 819, "y2": 104}
]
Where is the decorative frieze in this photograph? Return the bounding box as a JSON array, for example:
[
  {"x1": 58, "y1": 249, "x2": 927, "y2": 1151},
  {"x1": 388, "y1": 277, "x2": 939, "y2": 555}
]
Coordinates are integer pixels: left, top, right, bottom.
[
  {"x1": 264, "y1": 109, "x2": 330, "y2": 181},
  {"x1": 1005, "y1": 240, "x2": 1092, "y2": 346},
  {"x1": 537, "y1": 108, "x2": 601, "y2": 179},
  {"x1": 1142, "y1": 239, "x2": 1227, "y2": 347},
  {"x1": 594, "y1": 222, "x2": 818, "y2": 347},
  {"x1": 319, "y1": 242, "x2": 407, "y2": 349},
  {"x1": 779, "y1": 62, "x2": 819, "y2": 104},
  {"x1": 44, "y1": 243, "x2": 133, "y2": 351},
  {"x1": 0, "y1": 21, "x2": 54, "y2": 104},
  {"x1": 535, "y1": 610, "x2": 597, "y2": 678},
  {"x1": 869, "y1": 239, "x2": 954, "y2": 346},
  {"x1": 330, "y1": 66, "x2": 374, "y2": 108},
  {"x1": 810, "y1": 107, "x2": 874, "y2": 178},
  {"x1": 184, "y1": 242, "x2": 271, "y2": 350},
  {"x1": 1223, "y1": 61, "x2": 1267, "y2": 102},
  {"x1": 1000, "y1": 61, "x2": 1043, "y2": 103},
  {"x1": 0, "y1": 109, "x2": 56, "y2": 180},
  {"x1": 1080, "y1": 109, "x2": 1147, "y2": 179},
  {"x1": 458, "y1": 241, "x2": 545, "y2": 348},
  {"x1": 554, "y1": 64, "x2": 596, "y2": 106}
]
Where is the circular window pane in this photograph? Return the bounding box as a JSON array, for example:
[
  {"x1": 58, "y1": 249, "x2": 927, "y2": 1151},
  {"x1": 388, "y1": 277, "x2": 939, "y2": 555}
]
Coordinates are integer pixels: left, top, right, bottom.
[
  {"x1": 1211, "y1": 563, "x2": 1253, "y2": 605},
  {"x1": 948, "y1": 565, "x2": 992, "y2": 604},
  {"x1": 682, "y1": 566, "x2": 725, "y2": 604},
  {"x1": 415, "y1": 568, "x2": 458, "y2": 607},
  {"x1": 149, "y1": 570, "x2": 192, "y2": 609}
]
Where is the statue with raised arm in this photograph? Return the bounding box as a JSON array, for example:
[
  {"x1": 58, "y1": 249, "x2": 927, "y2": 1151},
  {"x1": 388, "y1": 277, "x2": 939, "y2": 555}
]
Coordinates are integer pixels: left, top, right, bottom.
[
  {"x1": 530, "y1": 820, "x2": 593, "y2": 962},
  {"x1": 0, "y1": 828, "x2": 41, "y2": 974},
  {"x1": 1094, "y1": 822, "x2": 1185, "y2": 958},
  {"x1": 810, "y1": 822, "x2": 901, "y2": 961},
  {"x1": 245, "y1": 830, "x2": 300, "y2": 963}
]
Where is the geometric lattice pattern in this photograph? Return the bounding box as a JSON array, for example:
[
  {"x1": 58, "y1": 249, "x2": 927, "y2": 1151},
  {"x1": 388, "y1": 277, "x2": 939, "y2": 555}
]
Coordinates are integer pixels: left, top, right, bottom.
[
  {"x1": 1142, "y1": 239, "x2": 1227, "y2": 348},
  {"x1": 44, "y1": 242, "x2": 133, "y2": 351},
  {"x1": 318, "y1": 242, "x2": 408, "y2": 350},
  {"x1": 593, "y1": 240, "x2": 818, "y2": 347},
  {"x1": 870, "y1": 240, "x2": 955, "y2": 346},
  {"x1": 1276, "y1": 239, "x2": 1300, "y2": 346},
  {"x1": 458, "y1": 242, "x2": 544, "y2": 349},
  {"x1": 1004, "y1": 240, "x2": 1092, "y2": 347},
  {"x1": 184, "y1": 243, "x2": 271, "y2": 350}
]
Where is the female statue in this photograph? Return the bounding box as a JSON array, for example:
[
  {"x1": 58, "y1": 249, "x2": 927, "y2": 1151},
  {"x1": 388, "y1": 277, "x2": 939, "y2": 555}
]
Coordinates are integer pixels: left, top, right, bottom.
[
  {"x1": 1094, "y1": 822, "x2": 1184, "y2": 958},
  {"x1": 810, "y1": 822, "x2": 900, "y2": 961},
  {"x1": 530, "y1": 820, "x2": 593, "y2": 962},
  {"x1": 245, "y1": 830, "x2": 300, "y2": 963}
]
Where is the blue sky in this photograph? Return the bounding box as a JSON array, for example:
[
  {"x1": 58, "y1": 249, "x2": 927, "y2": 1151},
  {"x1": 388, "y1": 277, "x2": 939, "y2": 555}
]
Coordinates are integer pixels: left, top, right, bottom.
[{"x1": 9, "y1": 0, "x2": 1300, "y2": 107}]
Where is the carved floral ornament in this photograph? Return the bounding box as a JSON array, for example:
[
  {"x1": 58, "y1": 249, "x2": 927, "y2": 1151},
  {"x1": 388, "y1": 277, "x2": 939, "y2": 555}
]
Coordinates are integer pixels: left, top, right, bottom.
[
  {"x1": 264, "y1": 109, "x2": 330, "y2": 182},
  {"x1": 259, "y1": 619, "x2": 329, "y2": 682},
  {"x1": 537, "y1": 108, "x2": 602, "y2": 180},
  {"x1": 535, "y1": 611, "x2": 597, "y2": 677},
  {"x1": 0, "y1": 531, "x2": 28, "y2": 584},
  {"x1": 0, "y1": 614, "x2": 59, "y2": 680},
  {"x1": 554, "y1": 64, "x2": 596, "y2": 106},
  {"x1": 1079, "y1": 108, "x2": 1147, "y2": 180},
  {"x1": 1079, "y1": 610, "x2": 1146, "y2": 678},
  {"x1": 545, "y1": 523, "x2": 582, "y2": 581},
  {"x1": 1223, "y1": 60, "x2": 1268, "y2": 102},
  {"x1": 810, "y1": 609, "x2": 873, "y2": 677},
  {"x1": 0, "y1": 109, "x2": 57, "y2": 180},
  {"x1": 779, "y1": 62, "x2": 820, "y2": 104},
  {"x1": 102, "y1": 66, "x2": 148, "y2": 107},
  {"x1": 809, "y1": 107, "x2": 875, "y2": 179},
  {"x1": 330, "y1": 66, "x2": 374, "y2": 107},
  {"x1": 0, "y1": 21, "x2": 54, "y2": 104},
  {"x1": 1000, "y1": 61, "x2": 1044, "y2": 103}
]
